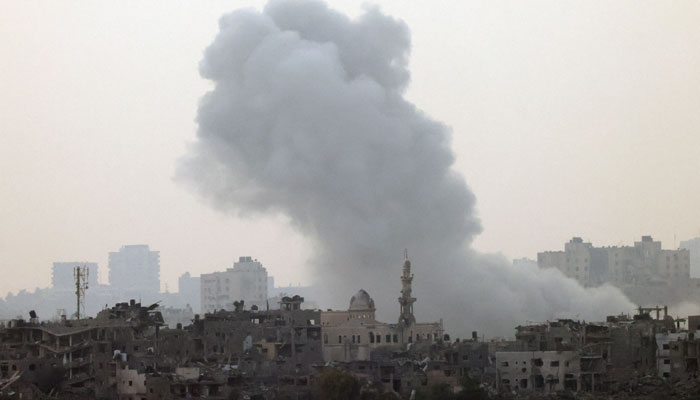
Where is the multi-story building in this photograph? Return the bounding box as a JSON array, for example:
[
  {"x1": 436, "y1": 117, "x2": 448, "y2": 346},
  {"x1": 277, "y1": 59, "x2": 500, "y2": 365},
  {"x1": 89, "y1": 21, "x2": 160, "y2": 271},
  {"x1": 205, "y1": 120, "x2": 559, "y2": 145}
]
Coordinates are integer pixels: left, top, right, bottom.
[
  {"x1": 680, "y1": 237, "x2": 700, "y2": 278},
  {"x1": 200, "y1": 256, "x2": 268, "y2": 313},
  {"x1": 538, "y1": 236, "x2": 690, "y2": 290},
  {"x1": 108, "y1": 245, "x2": 160, "y2": 298},
  {"x1": 177, "y1": 272, "x2": 200, "y2": 311},
  {"x1": 497, "y1": 310, "x2": 671, "y2": 395},
  {"x1": 51, "y1": 261, "x2": 98, "y2": 290}
]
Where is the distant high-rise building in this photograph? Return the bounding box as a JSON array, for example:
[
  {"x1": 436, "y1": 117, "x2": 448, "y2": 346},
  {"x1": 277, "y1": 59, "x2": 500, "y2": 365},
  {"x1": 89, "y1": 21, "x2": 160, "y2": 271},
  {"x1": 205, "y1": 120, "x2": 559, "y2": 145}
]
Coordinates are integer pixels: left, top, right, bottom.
[
  {"x1": 108, "y1": 245, "x2": 160, "y2": 296},
  {"x1": 178, "y1": 272, "x2": 200, "y2": 311},
  {"x1": 538, "y1": 236, "x2": 690, "y2": 287},
  {"x1": 680, "y1": 237, "x2": 700, "y2": 278},
  {"x1": 52, "y1": 262, "x2": 98, "y2": 290},
  {"x1": 200, "y1": 256, "x2": 268, "y2": 313}
]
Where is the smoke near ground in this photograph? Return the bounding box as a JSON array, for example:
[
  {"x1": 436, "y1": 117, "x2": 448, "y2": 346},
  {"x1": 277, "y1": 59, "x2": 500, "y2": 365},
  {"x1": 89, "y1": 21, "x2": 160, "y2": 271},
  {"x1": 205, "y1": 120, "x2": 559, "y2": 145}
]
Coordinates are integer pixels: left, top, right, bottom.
[{"x1": 178, "y1": 0, "x2": 634, "y2": 336}]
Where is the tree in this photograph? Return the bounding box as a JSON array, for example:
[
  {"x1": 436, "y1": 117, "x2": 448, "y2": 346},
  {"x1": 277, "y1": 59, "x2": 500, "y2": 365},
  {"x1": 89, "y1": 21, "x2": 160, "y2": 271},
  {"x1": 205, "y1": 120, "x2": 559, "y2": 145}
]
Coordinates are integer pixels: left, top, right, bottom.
[
  {"x1": 318, "y1": 368, "x2": 361, "y2": 400},
  {"x1": 455, "y1": 374, "x2": 488, "y2": 400}
]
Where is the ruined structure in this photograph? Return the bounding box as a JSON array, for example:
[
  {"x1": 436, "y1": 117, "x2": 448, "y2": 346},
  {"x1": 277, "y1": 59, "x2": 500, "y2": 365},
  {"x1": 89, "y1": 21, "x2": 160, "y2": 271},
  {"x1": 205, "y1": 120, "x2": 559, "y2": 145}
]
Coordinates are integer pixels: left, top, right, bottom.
[
  {"x1": 495, "y1": 309, "x2": 677, "y2": 395},
  {"x1": 7, "y1": 253, "x2": 700, "y2": 398},
  {"x1": 0, "y1": 295, "x2": 323, "y2": 399}
]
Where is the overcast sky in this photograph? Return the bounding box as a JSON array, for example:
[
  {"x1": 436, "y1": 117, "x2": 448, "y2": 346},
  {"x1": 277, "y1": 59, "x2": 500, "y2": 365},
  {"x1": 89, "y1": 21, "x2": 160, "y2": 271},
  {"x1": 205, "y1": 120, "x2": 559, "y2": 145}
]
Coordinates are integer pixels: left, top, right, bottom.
[{"x1": 1, "y1": 1, "x2": 699, "y2": 296}]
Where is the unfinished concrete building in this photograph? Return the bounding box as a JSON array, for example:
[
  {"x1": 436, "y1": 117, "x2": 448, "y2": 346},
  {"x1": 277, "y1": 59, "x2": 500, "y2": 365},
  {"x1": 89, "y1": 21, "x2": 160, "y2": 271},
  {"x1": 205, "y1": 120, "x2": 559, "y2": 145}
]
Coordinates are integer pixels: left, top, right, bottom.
[{"x1": 0, "y1": 300, "x2": 165, "y2": 398}]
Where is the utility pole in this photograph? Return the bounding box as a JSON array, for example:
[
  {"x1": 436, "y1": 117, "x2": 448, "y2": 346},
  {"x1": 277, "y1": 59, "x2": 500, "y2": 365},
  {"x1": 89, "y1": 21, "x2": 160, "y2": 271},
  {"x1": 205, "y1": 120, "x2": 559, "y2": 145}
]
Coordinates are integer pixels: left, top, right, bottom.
[{"x1": 74, "y1": 265, "x2": 89, "y2": 320}]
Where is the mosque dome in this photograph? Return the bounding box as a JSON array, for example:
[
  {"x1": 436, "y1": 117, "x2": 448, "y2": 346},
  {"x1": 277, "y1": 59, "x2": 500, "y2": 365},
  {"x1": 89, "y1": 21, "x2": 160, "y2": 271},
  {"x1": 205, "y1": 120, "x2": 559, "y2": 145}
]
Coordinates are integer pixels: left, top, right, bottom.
[{"x1": 348, "y1": 289, "x2": 375, "y2": 311}]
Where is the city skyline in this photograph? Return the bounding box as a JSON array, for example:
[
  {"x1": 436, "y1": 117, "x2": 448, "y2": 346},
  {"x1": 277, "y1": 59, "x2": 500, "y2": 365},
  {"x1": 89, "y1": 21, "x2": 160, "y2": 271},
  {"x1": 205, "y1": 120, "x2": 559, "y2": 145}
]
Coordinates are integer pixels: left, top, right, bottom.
[{"x1": 2, "y1": 2, "x2": 700, "y2": 305}]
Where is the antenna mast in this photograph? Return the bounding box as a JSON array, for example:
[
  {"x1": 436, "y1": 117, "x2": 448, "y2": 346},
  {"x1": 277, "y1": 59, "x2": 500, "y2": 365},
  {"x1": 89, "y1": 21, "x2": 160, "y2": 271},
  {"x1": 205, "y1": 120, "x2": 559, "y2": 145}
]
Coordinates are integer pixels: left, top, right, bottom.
[{"x1": 74, "y1": 265, "x2": 89, "y2": 320}]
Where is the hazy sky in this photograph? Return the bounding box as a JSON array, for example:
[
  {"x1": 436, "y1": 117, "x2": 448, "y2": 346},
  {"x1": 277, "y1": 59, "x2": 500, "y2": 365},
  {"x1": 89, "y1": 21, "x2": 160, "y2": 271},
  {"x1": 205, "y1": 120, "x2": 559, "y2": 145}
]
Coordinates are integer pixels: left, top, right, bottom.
[{"x1": 1, "y1": 1, "x2": 699, "y2": 297}]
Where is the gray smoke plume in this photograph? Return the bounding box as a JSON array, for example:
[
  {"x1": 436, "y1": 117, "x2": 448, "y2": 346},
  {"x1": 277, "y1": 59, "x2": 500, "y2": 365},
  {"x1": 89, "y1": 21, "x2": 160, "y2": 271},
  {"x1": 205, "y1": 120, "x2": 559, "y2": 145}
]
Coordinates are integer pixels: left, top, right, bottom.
[{"x1": 178, "y1": 0, "x2": 634, "y2": 336}]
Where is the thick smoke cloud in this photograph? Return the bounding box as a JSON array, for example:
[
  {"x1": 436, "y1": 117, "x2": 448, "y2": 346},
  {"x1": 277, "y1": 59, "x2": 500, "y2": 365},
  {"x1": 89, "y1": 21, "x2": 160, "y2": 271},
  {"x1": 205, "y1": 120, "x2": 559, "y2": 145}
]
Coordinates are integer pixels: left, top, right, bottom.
[{"x1": 179, "y1": 0, "x2": 634, "y2": 336}]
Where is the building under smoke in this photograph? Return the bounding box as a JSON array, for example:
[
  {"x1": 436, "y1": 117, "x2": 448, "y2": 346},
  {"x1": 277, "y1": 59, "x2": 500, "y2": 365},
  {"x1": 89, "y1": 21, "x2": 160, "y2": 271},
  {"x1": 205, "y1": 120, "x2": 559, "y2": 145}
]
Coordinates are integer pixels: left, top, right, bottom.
[
  {"x1": 200, "y1": 256, "x2": 268, "y2": 313},
  {"x1": 539, "y1": 236, "x2": 695, "y2": 305},
  {"x1": 177, "y1": 0, "x2": 634, "y2": 337}
]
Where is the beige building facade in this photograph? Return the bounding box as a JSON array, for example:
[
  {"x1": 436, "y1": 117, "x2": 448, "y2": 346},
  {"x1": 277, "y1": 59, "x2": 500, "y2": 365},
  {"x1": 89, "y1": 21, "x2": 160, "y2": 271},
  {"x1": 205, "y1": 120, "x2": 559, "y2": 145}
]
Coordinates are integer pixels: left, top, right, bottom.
[
  {"x1": 321, "y1": 254, "x2": 443, "y2": 362},
  {"x1": 200, "y1": 256, "x2": 268, "y2": 313},
  {"x1": 538, "y1": 236, "x2": 689, "y2": 288}
]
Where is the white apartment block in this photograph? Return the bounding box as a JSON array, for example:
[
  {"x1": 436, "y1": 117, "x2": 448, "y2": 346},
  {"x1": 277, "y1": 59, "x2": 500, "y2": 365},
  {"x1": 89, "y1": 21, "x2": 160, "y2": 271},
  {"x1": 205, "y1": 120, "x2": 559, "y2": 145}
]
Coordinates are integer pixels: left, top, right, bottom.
[{"x1": 200, "y1": 256, "x2": 268, "y2": 314}]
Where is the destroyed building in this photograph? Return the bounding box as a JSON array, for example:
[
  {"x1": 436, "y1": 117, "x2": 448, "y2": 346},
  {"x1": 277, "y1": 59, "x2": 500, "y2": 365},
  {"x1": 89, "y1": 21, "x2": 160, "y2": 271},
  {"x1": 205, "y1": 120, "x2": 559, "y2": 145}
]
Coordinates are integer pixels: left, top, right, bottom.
[
  {"x1": 0, "y1": 294, "x2": 324, "y2": 399},
  {"x1": 495, "y1": 307, "x2": 680, "y2": 395}
]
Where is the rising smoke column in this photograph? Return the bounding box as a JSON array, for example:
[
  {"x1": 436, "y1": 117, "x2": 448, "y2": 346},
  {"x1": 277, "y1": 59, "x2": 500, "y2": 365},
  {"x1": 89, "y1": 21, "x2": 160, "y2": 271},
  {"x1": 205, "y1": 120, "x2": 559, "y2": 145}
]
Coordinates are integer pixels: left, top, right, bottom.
[{"x1": 179, "y1": 0, "x2": 634, "y2": 336}]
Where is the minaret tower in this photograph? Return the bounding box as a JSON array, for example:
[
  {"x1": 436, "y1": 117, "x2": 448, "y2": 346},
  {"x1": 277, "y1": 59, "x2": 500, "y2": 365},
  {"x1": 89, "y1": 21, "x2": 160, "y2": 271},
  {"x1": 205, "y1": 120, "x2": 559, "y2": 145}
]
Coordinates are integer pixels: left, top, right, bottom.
[{"x1": 398, "y1": 249, "x2": 416, "y2": 326}]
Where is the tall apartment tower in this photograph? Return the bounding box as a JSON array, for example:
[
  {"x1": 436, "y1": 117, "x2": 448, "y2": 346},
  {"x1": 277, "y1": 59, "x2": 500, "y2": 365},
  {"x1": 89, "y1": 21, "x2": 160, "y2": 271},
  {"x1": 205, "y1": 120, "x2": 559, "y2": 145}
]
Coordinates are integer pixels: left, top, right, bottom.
[
  {"x1": 52, "y1": 262, "x2": 98, "y2": 290},
  {"x1": 108, "y1": 245, "x2": 160, "y2": 296},
  {"x1": 200, "y1": 256, "x2": 268, "y2": 314}
]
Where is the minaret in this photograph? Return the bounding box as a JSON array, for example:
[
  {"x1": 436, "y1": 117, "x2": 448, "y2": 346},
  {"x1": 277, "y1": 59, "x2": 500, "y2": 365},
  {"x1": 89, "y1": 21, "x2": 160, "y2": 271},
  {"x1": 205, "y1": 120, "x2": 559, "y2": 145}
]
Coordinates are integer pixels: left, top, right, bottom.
[{"x1": 398, "y1": 249, "x2": 416, "y2": 326}]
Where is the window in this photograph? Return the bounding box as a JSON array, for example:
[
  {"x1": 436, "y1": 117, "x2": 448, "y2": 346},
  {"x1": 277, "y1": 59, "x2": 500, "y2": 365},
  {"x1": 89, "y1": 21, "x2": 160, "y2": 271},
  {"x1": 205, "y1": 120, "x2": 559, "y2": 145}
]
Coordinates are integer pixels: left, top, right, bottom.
[
  {"x1": 369, "y1": 332, "x2": 374, "y2": 343},
  {"x1": 386, "y1": 334, "x2": 391, "y2": 343},
  {"x1": 338, "y1": 336, "x2": 342, "y2": 344},
  {"x1": 664, "y1": 359, "x2": 670, "y2": 365},
  {"x1": 550, "y1": 361, "x2": 559, "y2": 367},
  {"x1": 376, "y1": 335, "x2": 381, "y2": 344},
  {"x1": 393, "y1": 334, "x2": 398, "y2": 343},
  {"x1": 501, "y1": 361, "x2": 509, "y2": 367},
  {"x1": 324, "y1": 334, "x2": 328, "y2": 344},
  {"x1": 129, "y1": 381, "x2": 133, "y2": 386}
]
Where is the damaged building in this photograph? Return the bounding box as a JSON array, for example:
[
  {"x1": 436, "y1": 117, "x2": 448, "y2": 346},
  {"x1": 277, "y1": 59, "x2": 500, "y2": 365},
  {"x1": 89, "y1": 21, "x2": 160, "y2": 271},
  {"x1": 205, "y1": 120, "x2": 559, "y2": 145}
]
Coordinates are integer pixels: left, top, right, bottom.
[{"x1": 495, "y1": 307, "x2": 680, "y2": 395}]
